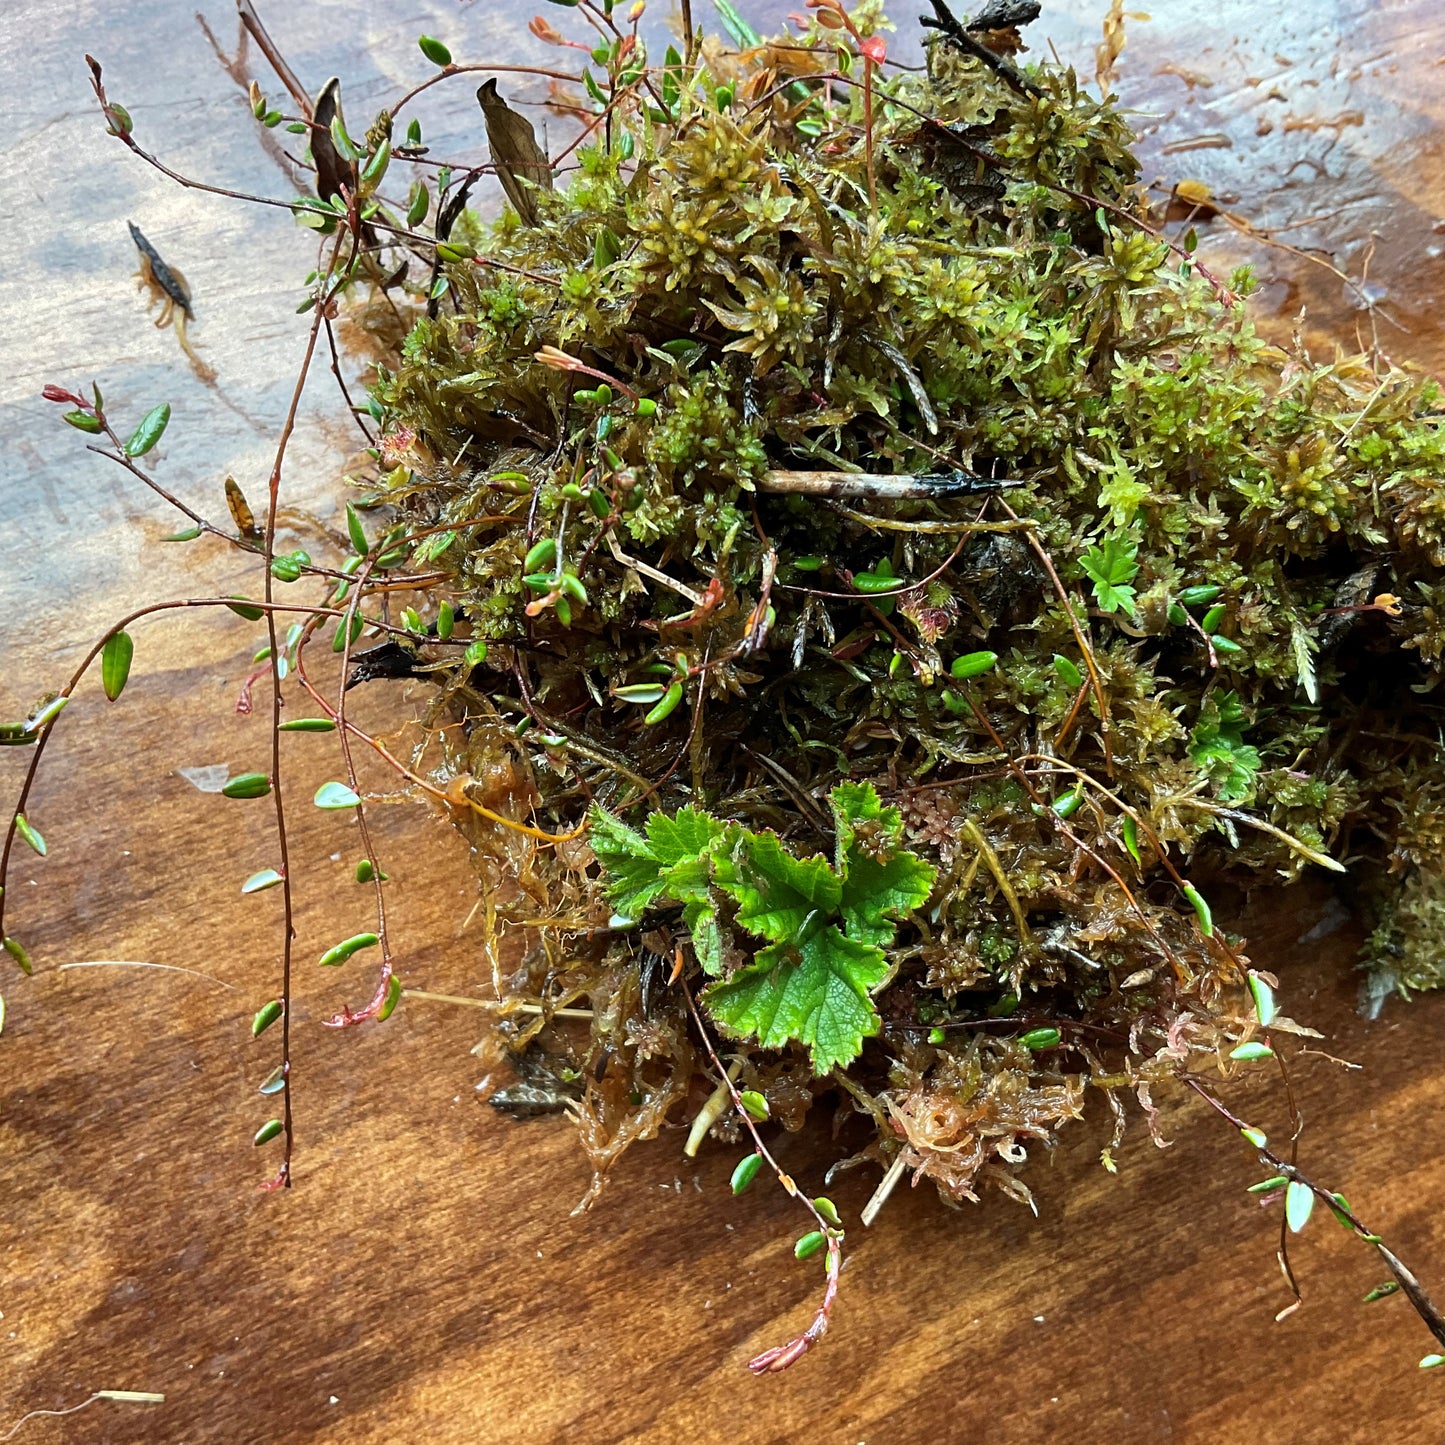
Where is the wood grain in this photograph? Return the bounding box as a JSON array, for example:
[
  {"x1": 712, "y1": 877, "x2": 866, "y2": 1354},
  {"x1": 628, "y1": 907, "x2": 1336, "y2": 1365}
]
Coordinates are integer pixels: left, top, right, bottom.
[{"x1": 2, "y1": 3, "x2": 1444, "y2": 1442}]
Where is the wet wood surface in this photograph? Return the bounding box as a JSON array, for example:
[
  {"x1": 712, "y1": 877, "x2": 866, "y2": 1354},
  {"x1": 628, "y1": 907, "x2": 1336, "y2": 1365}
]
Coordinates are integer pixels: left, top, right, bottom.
[{"x1": 3, "y1": 2, "x2": 1445, "y2": 1441}]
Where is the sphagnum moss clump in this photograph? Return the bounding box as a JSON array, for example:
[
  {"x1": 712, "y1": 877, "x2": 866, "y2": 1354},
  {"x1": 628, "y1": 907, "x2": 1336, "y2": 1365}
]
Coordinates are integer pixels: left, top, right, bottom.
[{"x1": 370, "y1": 6, "x2": 1445, "y2": 1237}]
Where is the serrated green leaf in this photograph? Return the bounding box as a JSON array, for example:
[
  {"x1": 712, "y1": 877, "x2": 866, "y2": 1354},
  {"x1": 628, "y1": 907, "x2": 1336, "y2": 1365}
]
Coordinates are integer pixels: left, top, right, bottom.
[
  {"x1": 588, "y1": 807, "x2": 666, "y2": 919},
  {"x1": 1080, "y1": 534, "x2": 1140, "y2": 616},
  {"x1": 830, "y1": 780, "x2": 901, "y2": 858},
  {"x1": 705, "y1": 926, "x2": 887, "y2": 1073},
  {"x1": 717, "y1": 831, "x2": 841, "y2": 942},
  {"x1": 839, "y1": 848, "x2": 935, "y2": 946},
  {"x1": 1189, "y1": 689, "x2": 1261, "y2": 802},
  {"x1": 101, "y1": 630, "x2": 134, "y2": 701},
  {"x1": 646, "y1": 806, "x2": 728, "y2": 867}
]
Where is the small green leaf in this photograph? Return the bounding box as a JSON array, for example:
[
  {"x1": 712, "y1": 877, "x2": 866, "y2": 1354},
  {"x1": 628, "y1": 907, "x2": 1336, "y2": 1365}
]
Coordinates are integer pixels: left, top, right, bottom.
[
  {"x1": 1240, "y1": 1125, "x2": 1268, "y2": 1149},
  {"x1": 377, "y1": 972, "x2": 403, "y2": 1022},
  {"x1": 1121, "y1": 814, "x2": 1141, "y2": 864},
  {"x1": 1421, "y1": 1354, "x2": 1445, "y2": 1370},
  {"x1": 730, "y1": 1152, "x2": 762, "y2": 1194},
  {"x1": 1080, "y1": 534, "x2": 1140, "y2": 616},
  {"x1": 1201, "y1": 603, "x2": 1226, "y2": 634},
  {"x1": 738, "y1": 1089, "x2": 770, "y2": 1121},
  {"x1": 258, "y1": 1064, "x2": 287, "y2": 1095},
  {"x1": 318, "y1": 932, "x2": 380, "y2": 967},
  {"x1": 794, "y1": 1230, "x2": 826, "y2": 1260},
  {"x1": 852, "y1": 571, "x2": 903, "y2": 594},
  {"x1": 418, "y1": 34, "x2": 453, "y2": 65},
  {"x1": 1247, "y1": 972, "x2": 1277, "y2": 1026},
  {"x1": 123, "y1": 403, "x2": 171, "y2": 457},
  {"x1": 225, "y1": 598, "x2": 265, "y2": 621},
  {"x1": 332, "y1": 612, "x2": 365, "y2": 652},
  {"x1": 345, "y1": 501, "x2": 368, "y2": 556},
  {"x1": 355, "y1": 859, "x2": 389, "y2": 883},
  {"x1": 1019, "y1": 1026, "x2": 1061, "y2": 1050},
  {"x1": 1247, "y1": 1175, "x2": 1288, "y2": 1194},
  {"x1": 163, "y1": 525, "x2": 202, "y2": 542},
  {"x1": 615, "y1": 684, "x2": 667, "y2": 705},
  {"x1": 1212, "y1": 635, "x2": 1244, "y2": 654},
  {"x1": 950, "y1": 651, "x2": 998, "y2": 680},
  {"x1": 0, "y1": 991, "x2": 6, "y2": 1034},
  {"x1": 406, "y1": 182, "x2": 430, "y2": 227},
  {"x1": 1178, "y1": 585, "x2": 1221, "y2": 607},
  {"x1": 278, "y1": 718, "x2": 337, "y2": 733},
  {"x1": 242, "y1": 868, "x2": 284, "y2": 894},
  {"x1": 1285, "y1": 1179, "x2": 1315, "y2": 1233},
  {"x1": 222, "y1": 772, "x2": 272, "y2": 799},
  {"x1": 329, "y1": 114, "x2": 359, "y2": 163},
  {"x1": 1363, "y1": 1281, "x2": 1400, "y2": 1303},
  {"x1": 1230, "y1": 1041, "x2": 1274, "y2": 1061},
  {"x1": 15, "y1": 814, "x2": 46, "y2": 857},
  {"x1": 359, "y1": 137, "x2": 390, "y2": 189},
  {"x1": 4, "y1": 936, "x2": 34, "y2": 976},
  {"x1": 593, "y1": 226, "x2": 623, "y2": 268},
  {"x1": 26, "y1": 696, "x2": 68, "y2": 732},
  {"x1": 252, "y1": 999, "x2": 283, "y2": 1037},
  {"x1": 1328, "y1": 1192, "x2": 1354, "y2": 1230},
  {"x1": 63, "y1": 409, "x2": 103, "y2": 433},
  {"x1": 464, "y1": 639, "x2": 488, "y2": 667},
  {"x1": 1182, "y1": 882, "x2": 1213, "y2": 936},
  {"x1": 315, "y1": 781, "x2": 362, "y2": 809},
  {"x1": 812, "y1": 1196, "x2": 842, "y2": 1227},
  {"x1": 101, "y1": 630, "x2": 135, "y2": 701},
  {"x1": 1053, "y1": 653, "x2": 1083, "y2": 689},
  {"x1": 270, "y1": 549, "x2": 310, "y2": 583},
  {"x1": 644, "y1": 682, "x2": 684, "y2": 725},
  {"x1": 253, "y1": 1118, "x2": 284, "y2": 1146},
  {"x1": 928, "y1": 1026, "x2": 946, "y2": 1044},
  {"x1": 524, "y1": 537, "x2": 558, "y2": 572},
  {"x1": 437, "y1": 601, "x2": 455, "y2": 640}
]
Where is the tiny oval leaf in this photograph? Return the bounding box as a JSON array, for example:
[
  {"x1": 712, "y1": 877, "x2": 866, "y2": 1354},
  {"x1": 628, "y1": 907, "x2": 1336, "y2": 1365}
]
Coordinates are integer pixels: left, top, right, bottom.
[
  {"x1": 101, "y1": 630, "x2": 135, "y2": 701},
  {"x1": 124, "y1": 403, "x2": 171, "y2": 457}
]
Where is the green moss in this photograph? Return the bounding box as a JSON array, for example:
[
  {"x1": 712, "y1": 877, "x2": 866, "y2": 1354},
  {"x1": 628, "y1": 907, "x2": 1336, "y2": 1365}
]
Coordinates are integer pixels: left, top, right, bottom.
[{"x1": 371, "y1": 8, "x2": 1445, "y2": 1203}]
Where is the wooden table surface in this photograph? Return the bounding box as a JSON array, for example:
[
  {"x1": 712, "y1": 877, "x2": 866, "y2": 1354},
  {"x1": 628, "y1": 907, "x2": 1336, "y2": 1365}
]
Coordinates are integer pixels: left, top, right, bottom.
[{"x1": 3, "y1": 2, "x2": 1444, "y2": 1441}]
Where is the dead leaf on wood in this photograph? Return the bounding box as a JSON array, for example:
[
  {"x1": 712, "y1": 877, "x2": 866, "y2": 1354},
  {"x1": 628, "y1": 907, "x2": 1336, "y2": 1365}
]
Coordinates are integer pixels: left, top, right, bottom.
[{"x1": 476, "y1": 79, "x2": 554, "y2": 226}]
